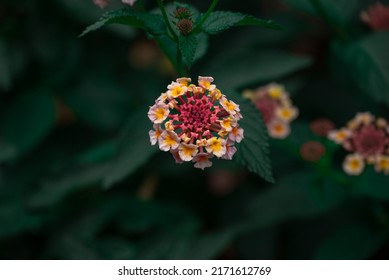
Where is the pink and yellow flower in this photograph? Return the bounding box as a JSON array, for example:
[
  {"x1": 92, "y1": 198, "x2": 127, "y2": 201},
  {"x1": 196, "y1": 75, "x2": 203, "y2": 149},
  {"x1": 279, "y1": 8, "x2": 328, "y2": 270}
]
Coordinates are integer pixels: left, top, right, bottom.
[
  {"x1": 328, "y1": 128, "x2": 352, "y2": 144},
  {"x1": 229, "y1": 126, "x2": 244, "y2": 143},
  {"x1": 245, "y1": 83, "x2": 298, "y2": 139},
  {"x1": 167, "y1": 82, "x2": 187, "y2": 99},
  {"x1": 148, "y1": 124, "x2": 163, "y2": 145},
  {"x1": 222, "y1": 142, "x2": 237, "y2": 160},
  {"x1": 158, "y1": 131, "x2": 180, "y2": 151},
  {"x1": 193, "y1": 153, "x2": 213, "y2": 170},
  {"x1": 205, "y1": 137, "x2": 227, "y2": 158},
  {"x1": 267, "y1": 84, "x2": 285, "y2": 100},
  {"x1": 148, "y1": 102, "x2": 169, "y2": 124},
  {"x1": 148, "y1": 77, "x2": 244, "y2": 169},
  {"x1": 361, "y1": 2, "x2": 389, "y2": 31},
  {"x1": 198, "y1": 76, "x2": 216, "y2": 91},
  {"x1": 276, "y1": 106, "x2": 298, "y2": 122},
  {"x1": 343, "y1": 153, "x2": 365, "y2": 176},
  {"x1": 328, "y1": 112, "x2": 389, "y2": 176},
  {"x1": 178, "y1": 143, "x2": 198, "y2": 161},
  {"x1": 268, "y1": 119, "x2": 290, "y2": 139},
  {"x1": 220, "y1": 97, "x2": 240, "y2": 117},
  {"x1": 375, "y1": 155, "x2": 389, "y2": 175}
]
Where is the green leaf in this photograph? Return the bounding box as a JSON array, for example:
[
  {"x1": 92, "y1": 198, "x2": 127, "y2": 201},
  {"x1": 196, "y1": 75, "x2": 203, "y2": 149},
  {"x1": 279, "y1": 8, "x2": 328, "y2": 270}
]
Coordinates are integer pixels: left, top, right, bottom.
[
  {"x1": 356, "y1": 167, "x2": 389, "y2": 201},
  {"x1": 151, "y1": 228, "x2": 237, "y2": 260},
  {"x1": 0, "y1": 40, "x2": 27, "y2": 92},
  {"x1": 0, "y1": 90, "x2": 56, "y2": 157},
  {"x1": 136, "y1": 13, "x2": 167, "y2": 36},
  {"x1": 99, "y1": 237, "x2": 137, "y2": 260},
  {"x1": 202, "y1": 11, "x2": 282, "y2": 35},
  {"x1": 194, "y1": 33, "x2": 209, "y2": 62},
  {"x1": 243, "y1": 172, "x2": 345, "y2": 231},
  {"x1": 315, "y1": 223, "x2": 387, "y2": 259},
  {"x1": 236, "y1": 15, "x2": 283, "y2": 29},
  {"x1": 284, "y1": 0, "x2": 364, "y2": 29},
  {"x1": 0, "y1": 40, "x2": 12, "y2": 91},
  {"x1": 0, "y1": 140, "x2": 17, "y2": 163},
  {"x1": 79, "y1": 8, "x2": 166, "y2": 37},
  {"x1": 50, "y1": 235, "x2": 101, "y2": 259},
  {"x1": 0, "y1": 200, "x2": 43, "y2": 240},
  {"x1": 178, "y1": 34, "x2": 198, "y2": 68},
  {"x1": 64, "y1": 76, "x2": 133, "y2": 130},
  {"x1": 28, "y1": 163, "x2": 108, "y2": 208},
  {"x1": 156, "y1": 35, "x2": 177, "y2": 63},
  {"x1": 103, "y1": 109, "x2": 158, "y2": 188},
  {"x1": 206, "y1": 50, "x2": 313, "y2": 89},
  {"x1": 181, "y1": 230, "x2": 236, "y2": 259},
  {"x1": 113, "y1": 197, "x2": 166, "y2": 233},
  {"x1": 332, "y1": 32, "x2": 389, "y2": 106},
  {"x1": 63, "y1": 197, "x2": 124, "y2": 239},
  {"x1": 57, "y1": 0, "x2": 122, "y2": 23},
  {"x1": 282, "y1": 0, "x2": 316, "y2": 14},
  {"x1": 76, "y1": 140, "x2": 117, "y2": 165},
  {"x1": 228, "y1": 91, "x2": 273, "y2": 183}
]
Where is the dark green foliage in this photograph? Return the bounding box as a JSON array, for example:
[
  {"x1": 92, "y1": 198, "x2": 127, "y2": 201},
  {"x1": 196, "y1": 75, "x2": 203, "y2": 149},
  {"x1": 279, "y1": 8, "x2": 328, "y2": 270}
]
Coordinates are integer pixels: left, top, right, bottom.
[
  {"x1": 79, "y1": 8, "x2": 166, "y2": 37},
  {"x1": 315, "y1": 223, "x2": 388, "y2": 259},
  {"x1": 207, "y1": 50, "x2": 313, "y2": 89},
  {"x1": 102, "y1": 109, "x2": 158, "y2": 188},
  {"x1": 0, "y1": 90, "x2": 56, "y2": 157},
  {"x1": 229, "y1": 92, "x2": 274, "y2": 183},
  {"x1": 246, "y1": 173, "x2": 345, "y2": 228},
  {"x1": 0, "y1": 0, "x2": 389, "y2": 261},
  {"x1": 333, "y1": 32, "x2": 389, "y2": 106},
  {"x1": 178, "y1": 34, "x2": 198, "y2": 67},
  {"x1": 356, "y1": 167, "x2": 389, "y2": 201},
  {"x1": 202, "y1": 11, "x2": 282, "y2": 34}
]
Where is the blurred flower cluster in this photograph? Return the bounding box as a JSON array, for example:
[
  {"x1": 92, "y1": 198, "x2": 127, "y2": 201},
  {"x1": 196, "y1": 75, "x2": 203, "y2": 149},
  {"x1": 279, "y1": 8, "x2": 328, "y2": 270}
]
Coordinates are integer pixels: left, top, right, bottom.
[
  {"x1": 93, "y1": 0, "x2": 137, "y2": 9},
  {"x1": 329, "y1": 113, "x2": 389, "y2": 176},
  {"x1": 148, "y1": 77, "x2": 244, "y2": 169},
  {"x1": 361, "y1": 2, "x2": 389, "y2": 31},
  {"x1": 243, "y1": 83, "x2": 298, "y2": 139},
  {"x1": 300, "y1": 141, "x2": 326, "y2": 162}
]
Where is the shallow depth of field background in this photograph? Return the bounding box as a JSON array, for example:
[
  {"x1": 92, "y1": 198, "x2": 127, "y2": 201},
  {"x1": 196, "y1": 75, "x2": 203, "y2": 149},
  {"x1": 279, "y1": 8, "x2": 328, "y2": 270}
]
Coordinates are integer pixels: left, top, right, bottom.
[{"x1": 0, "y1": 0, "x2": 389, "y2": 259}]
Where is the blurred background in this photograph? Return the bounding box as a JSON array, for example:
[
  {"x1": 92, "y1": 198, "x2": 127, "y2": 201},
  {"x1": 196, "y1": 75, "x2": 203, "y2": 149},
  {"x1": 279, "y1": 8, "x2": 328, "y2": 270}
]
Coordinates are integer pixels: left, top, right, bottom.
[{"x1": 0, "y1": 0, "x2": 389, "y2": 259}]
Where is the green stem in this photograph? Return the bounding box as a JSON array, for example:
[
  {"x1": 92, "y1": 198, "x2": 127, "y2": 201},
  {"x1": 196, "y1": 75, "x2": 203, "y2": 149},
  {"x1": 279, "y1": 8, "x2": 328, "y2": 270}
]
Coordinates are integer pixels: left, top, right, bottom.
[
  {"x1": 309, "y1": 0, "x2": 349, "y2": 42},
  {"x1": 157, "y1": 0, "x2": 178, "y2": 41},
  {"x1": 194, "y1": 0, "x2": 220, "y2": 34}
]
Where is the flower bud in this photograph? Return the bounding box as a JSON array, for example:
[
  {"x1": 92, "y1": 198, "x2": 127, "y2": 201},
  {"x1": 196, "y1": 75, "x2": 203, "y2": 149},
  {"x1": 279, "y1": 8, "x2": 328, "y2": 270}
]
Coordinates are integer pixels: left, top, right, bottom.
[
  {"x1": 174, "y1": 7, "x2": 191, "y2": 19},
  {"x1": 176, "y1": 19, "x2": 193, "y2": 35}
]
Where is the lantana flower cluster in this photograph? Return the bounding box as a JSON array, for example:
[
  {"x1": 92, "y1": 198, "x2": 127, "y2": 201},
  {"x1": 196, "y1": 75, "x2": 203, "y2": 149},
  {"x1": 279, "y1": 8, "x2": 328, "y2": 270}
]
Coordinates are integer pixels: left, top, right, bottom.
[
  {"x1": 243, "y1": 83, "x2": 298, "y2": 139},
  {"x1": 148, "y1": 77, "x2": 244, "y2": 170},
  {"x1": 328, "y1": 112, "x2": 389, "y2": 176},
  {"x1": 361, "y1": 2, "x2": 389, "y2": 31},
  {"x1": 93, "y1": 0, "x2": 136, "y2": 9}
]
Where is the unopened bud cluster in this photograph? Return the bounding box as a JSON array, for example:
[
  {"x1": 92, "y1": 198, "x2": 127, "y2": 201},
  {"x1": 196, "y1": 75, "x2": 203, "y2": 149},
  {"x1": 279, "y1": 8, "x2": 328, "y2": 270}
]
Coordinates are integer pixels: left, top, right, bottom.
[{"x1": 173, "y1": 7, "x2": 193, "y2": 35}]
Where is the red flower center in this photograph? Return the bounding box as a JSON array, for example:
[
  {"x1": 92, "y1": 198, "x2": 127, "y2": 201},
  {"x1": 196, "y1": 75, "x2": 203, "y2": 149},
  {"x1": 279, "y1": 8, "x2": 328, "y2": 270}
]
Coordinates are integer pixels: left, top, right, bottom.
[
  {"x1": 352, "y1": 125, "x2": 386, "y2": 157},
  {"x1": 169, "y1": 92, "x2": 225, "y2": 142}
]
